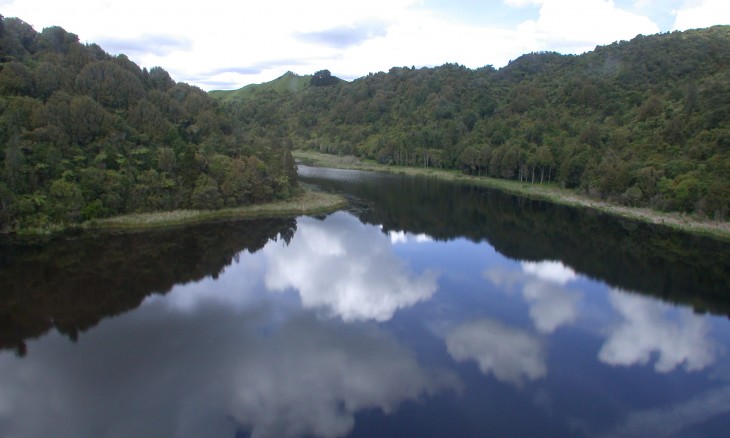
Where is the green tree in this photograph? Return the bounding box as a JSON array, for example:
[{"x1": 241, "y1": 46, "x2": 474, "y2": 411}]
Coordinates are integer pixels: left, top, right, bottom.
[
  {"x1": 74, "y1": 61, "x2": 144, "y2": 109},
  {"x1": 48, "y1": 179, "x2": 83, "y2": 223},
  {"x1": 191, "y1": 174, "x2": 223, "y2": 209},
  {"x1": 310, "y1": 69, "x2": 339, "y2": 87},
  {"x1": 68, "y1": 95, "x2": 107, "y2": 146}
]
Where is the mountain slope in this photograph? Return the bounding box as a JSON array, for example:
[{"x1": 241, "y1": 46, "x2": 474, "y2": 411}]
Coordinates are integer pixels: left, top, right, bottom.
[
  {"x1": 221, "y1": 26, "x2": 730, "y2": 219},
  {"x1": 210, "y1": 71, "x2": 313, "y2": 103}
]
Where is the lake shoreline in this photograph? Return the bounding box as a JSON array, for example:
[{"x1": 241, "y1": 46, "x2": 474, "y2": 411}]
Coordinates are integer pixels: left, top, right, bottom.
[
  {"x1": 5, "y1": 189, "x2": 347, "y2": 237},
  {"x1": 294, "y1": 149, "x2": 730, "y2": 241},
  {"x1": 83, "y1": 189, "x2": 347, "y2": 232}
]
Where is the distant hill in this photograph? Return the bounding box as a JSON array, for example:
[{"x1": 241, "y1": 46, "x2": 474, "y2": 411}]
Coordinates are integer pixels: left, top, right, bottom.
[
  {"x1": 218, "y1": 26, "x2": 730, "y2": 219},
  {"x1": 210, "y1": 71, "x2": 313, "y2": 103}
]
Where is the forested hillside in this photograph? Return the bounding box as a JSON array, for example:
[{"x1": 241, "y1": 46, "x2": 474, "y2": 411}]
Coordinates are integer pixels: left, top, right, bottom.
[
  {"x1": 0, "y1": 15, "x2": 298, "y2": 232},
  {"x1": 220, "y1": 26, "x2": 730, "y2": 219}
]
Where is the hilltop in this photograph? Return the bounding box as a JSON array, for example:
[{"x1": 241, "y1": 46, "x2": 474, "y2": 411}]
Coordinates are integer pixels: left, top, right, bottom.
[{"x1": 210, "y1": 71, "x2": 313, "y2": 103}]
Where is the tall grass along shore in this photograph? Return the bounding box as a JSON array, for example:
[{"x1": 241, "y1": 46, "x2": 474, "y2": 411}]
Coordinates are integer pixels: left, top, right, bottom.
[{"x1": 294, "y1": 150, "x2": 730, "y2": 240}]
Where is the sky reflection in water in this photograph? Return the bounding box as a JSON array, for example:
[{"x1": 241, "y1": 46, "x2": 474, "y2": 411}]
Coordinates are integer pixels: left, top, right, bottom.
[{"x1": 1, "y1": 211, "x2": 729, "y2": 437}]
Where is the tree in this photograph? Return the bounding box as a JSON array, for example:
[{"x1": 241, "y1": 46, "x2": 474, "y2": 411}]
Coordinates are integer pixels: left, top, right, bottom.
[
  {"x1": 459, "y1": 146, "x2": 479, "y2": 174},
  {"x1": 534, "y1": 146, "x2": 554, "y2": 183},
  {"x1": 74, "y1": 61, "x2": 144, "y2": 108},
  {"x1": 32, "y1": 62, "x2": 64, "y2": 99},
  {"x1": 500, "y1": 144, "x2": 520, "y2": 180},
  {"x1": 2, "y1": 18, "x2": 38, "y2": 57},
  {"x1": 191, "y1": 174, "x2": 223, "y2": 209},
  {"x1": 0, "y1": 61, "x2": 33, "y2": 95},
  {"x1": 48, "y1": 179, "x2": 83, "y2": 223},
  {"x1": 156, "y1": 147, "x2": 177, "y2": 174},
  {"x1": 38, "y1": 26, "x2": 78, "y2": 53},
  {"x1": 68, "y1": 95, "x2": 107, "y2": 146},
  {"x1": 310, "y1": 69, "x2": 339, "y2": 87},
  {"x1": 147, "y1": 66, "x2": 174, "y2": 91}
]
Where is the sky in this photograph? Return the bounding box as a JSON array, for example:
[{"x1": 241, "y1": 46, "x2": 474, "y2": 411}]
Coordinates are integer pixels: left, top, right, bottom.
[{"x1": 2, "y1": 0, "x2": 730, "y2": 90}]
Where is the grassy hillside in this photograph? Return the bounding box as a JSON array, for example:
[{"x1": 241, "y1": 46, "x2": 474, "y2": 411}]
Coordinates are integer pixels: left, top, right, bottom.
[{"x1": 210, "y1": 71, "x2": 313, "y2": 103}]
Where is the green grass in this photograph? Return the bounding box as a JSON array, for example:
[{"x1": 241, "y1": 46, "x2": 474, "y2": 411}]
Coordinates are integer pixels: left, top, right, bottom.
[
  {"x1": 209, "y1": 72, "x2": 312, "y2": 103},
  {"x1": 294, "y1": 149, "x2": 730, "y2": 240},
  {"x1": 83, "y1": 189, "x2": 346, "y2": 231}
]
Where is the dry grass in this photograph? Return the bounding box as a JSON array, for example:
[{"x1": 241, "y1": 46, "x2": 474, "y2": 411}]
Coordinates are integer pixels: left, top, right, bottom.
[
  {"x1": 294, "y1": 150, "x2": 730, "y2": 240},
  {"x1": 85, "y1": 190, "x2": 347, "y2": 231}
]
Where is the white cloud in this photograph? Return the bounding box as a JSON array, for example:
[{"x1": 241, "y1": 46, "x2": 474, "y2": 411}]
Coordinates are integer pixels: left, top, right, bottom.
[
  {"x1": 0, "y1": 310, "x2": 459, "y2": 438},
  {"x1": 389, "y1": 230, "x2": 408, "y2": 244},
  {"x1": 483, "y1": 265, "x2": 524, "y2": 290},
  {"x1": 264, "y1": 213, "x2": 439, "y2": 322},
  {"x1": 445, "y1": 318, "x2": 546, "y2": 386},
  {"x1": 336, "y1": 11, "x2": 529, "y2": 78},
  {"x1": 142, "y1": 255, "x2": 267, "y2": 313},
  {"x1": 504, "y1": 0, "x2": 543, "y2": 6},
  {"x1": 598, "y1": 289, "x2": 716, "y2": 373},
  {"x1": 485, "y1": 261, "x2": 580, "y2": 334},
  {"x1": 4, "y1": 0, "x2": 725, "y2": 89},
  {"x1": 522, "y1": 280, "x2": 579, "y2": 334},
  {"x1": 518, "y1": 0, "x2": 660, "y2": 52},
  {"x1": 672, "y1": 0, "x2": 730, "y2": 31},
  {"x1": 388, "y1": 229, "x2": 433, "y2": 244},
  {"x1": 145, "y1": 214, "x2": 438, "y2": 320},
  {"x1": 228, "y1": 316, "x2": 459, "y2": 438},
  {"x1": 521, "y1": 260, "x2": 577, "y2": 285}
]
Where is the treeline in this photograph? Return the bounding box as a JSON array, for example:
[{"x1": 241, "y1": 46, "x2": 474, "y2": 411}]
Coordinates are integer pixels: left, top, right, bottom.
[
  {"x1": 223, "y1": 26, "x2": 730, "y2": 219},
  {"x1": 0, "y1": 16, "x2": 298, "y2": 232}
]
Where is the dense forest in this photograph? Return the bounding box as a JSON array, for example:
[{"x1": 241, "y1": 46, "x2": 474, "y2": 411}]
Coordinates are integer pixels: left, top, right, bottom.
[
  {"x1": 0, "y1": 15, "x2": 298, "y2": 232},
  {"x1": 2, "y1": 16, "x2": 729, "y2": 232},
  {"x1": 217, "y1": 26, "x2": 730, "y2": 219}
]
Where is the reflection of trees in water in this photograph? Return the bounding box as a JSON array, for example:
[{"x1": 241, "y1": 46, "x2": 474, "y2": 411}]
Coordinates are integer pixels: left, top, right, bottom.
[
  {"x1": 302, "y1": 170, "x2": 730, "y2": 316},
  {"x1": 0, "y1": 218, "x2": 297, "y2": 355}
]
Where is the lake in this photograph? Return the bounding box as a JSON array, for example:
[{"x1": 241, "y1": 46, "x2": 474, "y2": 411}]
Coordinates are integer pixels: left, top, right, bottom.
[{"x1": 1, "y1": 165, "x2": 730, "y2": 437}]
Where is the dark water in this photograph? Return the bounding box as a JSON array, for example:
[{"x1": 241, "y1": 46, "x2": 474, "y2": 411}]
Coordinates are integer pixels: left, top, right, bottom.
[{"x1": 1, "y1": 166, "x2": 730, "y2": 437}]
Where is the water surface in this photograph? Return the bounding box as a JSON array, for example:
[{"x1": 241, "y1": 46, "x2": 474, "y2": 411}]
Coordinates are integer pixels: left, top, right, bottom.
[{"x1": 1, "y1": 166, "x2": 729, "y2": 437}]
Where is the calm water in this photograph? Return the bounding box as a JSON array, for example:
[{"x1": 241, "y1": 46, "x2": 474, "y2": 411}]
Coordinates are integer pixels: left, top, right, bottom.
[{"x1": 1, "y1": 166, "x2": 730, "y2": 437}]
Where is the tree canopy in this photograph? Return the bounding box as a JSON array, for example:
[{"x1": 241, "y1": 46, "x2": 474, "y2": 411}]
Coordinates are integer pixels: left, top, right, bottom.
[
  {"x1": 0, "y1": 16, "x2": 298, "y2": 232},
  {"x1": 221, "y1": 26, "x2": 730, "y2": 220}
]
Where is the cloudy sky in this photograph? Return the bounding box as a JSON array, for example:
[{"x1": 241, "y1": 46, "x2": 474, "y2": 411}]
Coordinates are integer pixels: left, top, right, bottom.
[{"x1": 2, "y1": 0, "x2": 729, "y2": 90}]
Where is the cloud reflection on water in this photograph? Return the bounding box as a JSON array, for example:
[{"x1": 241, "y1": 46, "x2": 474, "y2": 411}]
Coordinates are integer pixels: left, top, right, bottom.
[
  {"x1": 484, "y1": 260, "x2": 580, "y2": 334},
  {"x1": 229, "y1": 316, "x2": 459, "y2": 438},
  {"x1": 0, "y1": 308, "x2": 458, "y2": 438},
  {"x1": 445, "y1": 318, "x2": 546, "y2": 386},
  {"x1": 387, "y1": 229, "x2": 433, "y2": 244},
  {"x1": 599, "y1": 289, "x2": 716, "y2": 373},
  {"x1": 263, "y1": 213, "x2": 439, "y2": 322}
]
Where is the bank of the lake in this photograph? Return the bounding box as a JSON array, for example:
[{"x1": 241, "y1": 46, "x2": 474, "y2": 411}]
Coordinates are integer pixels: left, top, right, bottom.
[
  {"x1": 80, "y1": 189, "x2": 346, "y2": 232},
  {"x1": 6, "y1": 187, "x2": 344, "y2": 237},
  {"x1": 294, "y1": 149, "x2": 730, "y2": 240}
]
